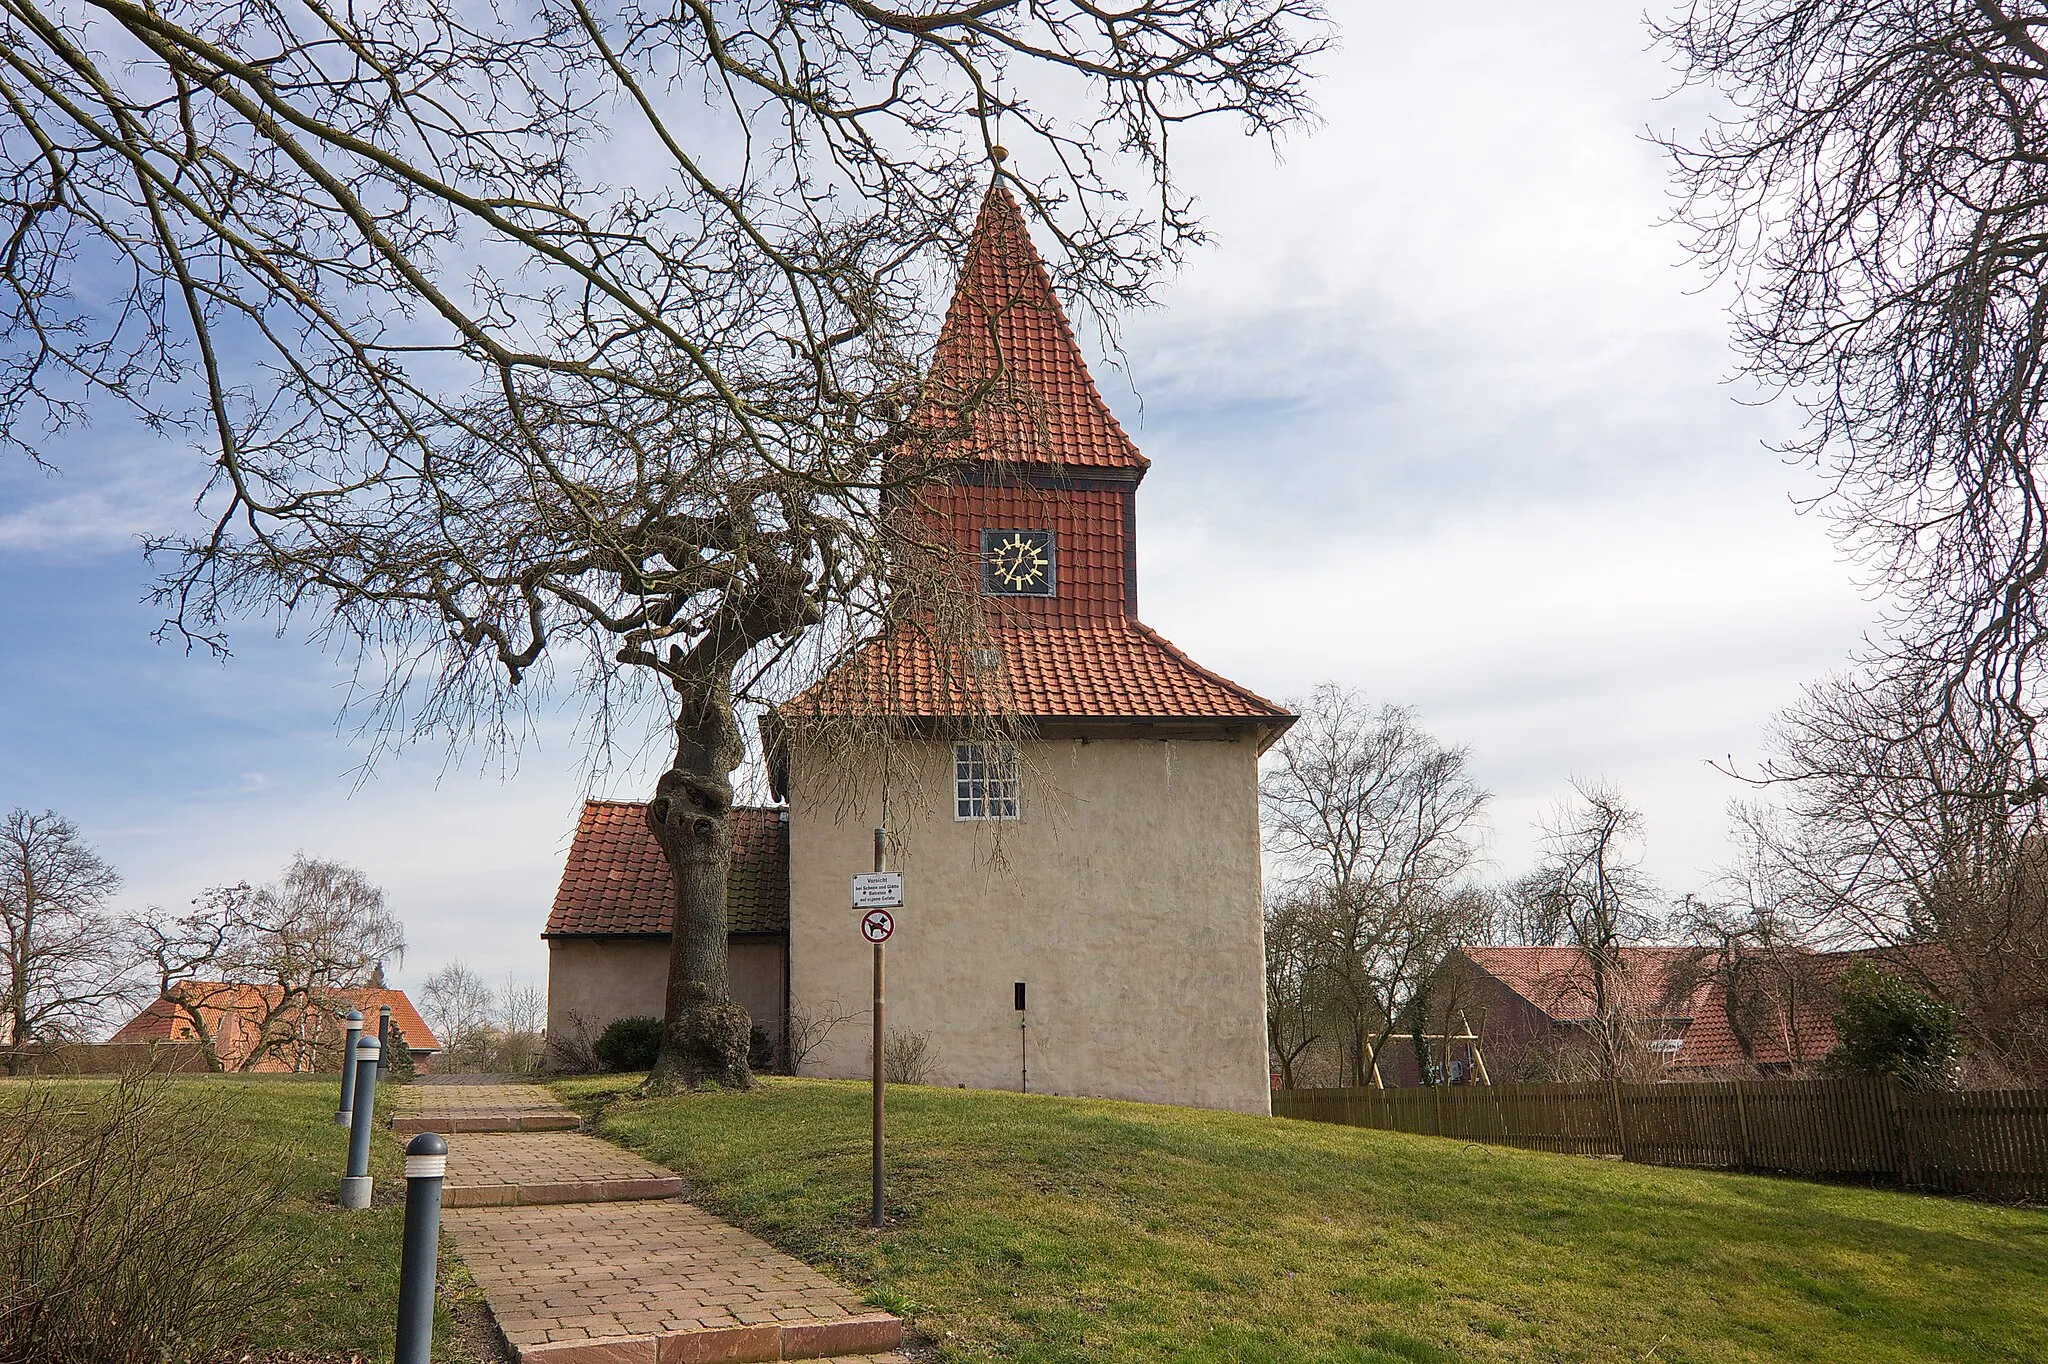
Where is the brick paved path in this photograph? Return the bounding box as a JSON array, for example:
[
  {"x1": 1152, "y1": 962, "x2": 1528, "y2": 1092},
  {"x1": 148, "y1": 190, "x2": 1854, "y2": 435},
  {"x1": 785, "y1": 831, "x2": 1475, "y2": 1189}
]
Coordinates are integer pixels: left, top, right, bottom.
[
  {"x1": 392, "y1": 1083, "x2": 580, "y2": 1133},
  {"x1": 439, "y1": 1132, "x2": 685, "y2": 1208},
  {"x1": 397, "y1": 1081, "x2": 907, "y2": 1363},
  {"x1": 448, "y1": 1201, "x2": 903, "y2": 1361}
]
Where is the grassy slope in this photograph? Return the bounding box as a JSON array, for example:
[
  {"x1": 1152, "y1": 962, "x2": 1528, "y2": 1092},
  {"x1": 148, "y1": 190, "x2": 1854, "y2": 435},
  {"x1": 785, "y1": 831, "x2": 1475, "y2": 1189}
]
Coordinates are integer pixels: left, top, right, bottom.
[
  {"x1": 5, "y1": 1077, "x2": 491, "y2": 1362},
  {"x1": 554, "y1": 1075, "x2": 2048, "y2": 1364}
]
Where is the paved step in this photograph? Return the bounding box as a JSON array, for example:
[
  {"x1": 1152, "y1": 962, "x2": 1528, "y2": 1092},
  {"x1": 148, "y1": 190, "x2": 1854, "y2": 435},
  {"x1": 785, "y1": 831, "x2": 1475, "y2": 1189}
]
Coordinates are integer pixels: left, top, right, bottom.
[
  {"x1": 393, "y1": 1112, "x2": 580, "y2": 1134},
  {"x1": 445, "y1": 1200, "x2": 905, "y2": 1363},
  {"x1": 434, "y1": 1132, "x2": 685, "y2": 1208},
  {"x1": 390, "y1": 1082, "x2": 581, "y2": 1134}
]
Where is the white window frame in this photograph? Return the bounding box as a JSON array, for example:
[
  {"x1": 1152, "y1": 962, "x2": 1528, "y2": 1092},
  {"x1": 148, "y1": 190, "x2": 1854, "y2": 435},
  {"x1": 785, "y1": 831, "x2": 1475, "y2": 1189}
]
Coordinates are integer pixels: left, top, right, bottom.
[{"x1": 954, "y1": 742, "x2": 1020, "y2": 820}]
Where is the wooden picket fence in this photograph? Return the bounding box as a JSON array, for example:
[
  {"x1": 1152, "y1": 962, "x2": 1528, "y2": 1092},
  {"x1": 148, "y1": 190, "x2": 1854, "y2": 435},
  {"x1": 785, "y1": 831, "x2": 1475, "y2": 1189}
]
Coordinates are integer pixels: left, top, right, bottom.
[{"x1": 1274, "y1": 1079, "x2": 2048, "y2": 1202}]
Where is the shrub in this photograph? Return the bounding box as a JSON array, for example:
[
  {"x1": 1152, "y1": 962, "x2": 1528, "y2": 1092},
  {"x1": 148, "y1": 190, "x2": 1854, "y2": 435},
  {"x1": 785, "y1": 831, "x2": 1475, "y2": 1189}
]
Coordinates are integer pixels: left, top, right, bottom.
[
  {"x1": 594, "y1": 1015, "x2": 664, "y2": 1072},
  {"x1": 545, "y1": 1011, "x2": 601, "y2": 1073},
  {"x1": 884, "y1": 1029, "x2": 938, "y2": 1085},
  {"x1": 748, "y1": 1023, "x2": 775, "y2": 1074},
  {"x1": 0, "y1": 1075, "x2": 290, "y2": 1364},
  {"x1": 1823, "y1": 961, "x2": 1961, "y2": 1087}
]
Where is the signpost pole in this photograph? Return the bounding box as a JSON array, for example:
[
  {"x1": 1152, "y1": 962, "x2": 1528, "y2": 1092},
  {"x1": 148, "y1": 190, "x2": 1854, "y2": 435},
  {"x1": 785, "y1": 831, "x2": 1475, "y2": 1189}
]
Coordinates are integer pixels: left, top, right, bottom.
[{"x1": 871, "y1": 827, "x2": 886, "y2": 1230}]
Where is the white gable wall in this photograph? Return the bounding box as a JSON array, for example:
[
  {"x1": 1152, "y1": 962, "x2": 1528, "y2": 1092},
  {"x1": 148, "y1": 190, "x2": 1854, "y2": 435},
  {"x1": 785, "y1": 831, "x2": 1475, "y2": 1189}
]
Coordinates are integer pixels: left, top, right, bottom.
[{"x1": 786, "y1": 734, "x2": 1270, "y2": 1114}]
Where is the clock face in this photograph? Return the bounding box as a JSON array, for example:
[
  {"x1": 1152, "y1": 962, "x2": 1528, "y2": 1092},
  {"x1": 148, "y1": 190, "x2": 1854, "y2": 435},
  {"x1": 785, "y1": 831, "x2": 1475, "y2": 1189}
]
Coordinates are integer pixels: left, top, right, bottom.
[{"x1": 980, "y1": 528, "x2": 1056, "y2": 596}]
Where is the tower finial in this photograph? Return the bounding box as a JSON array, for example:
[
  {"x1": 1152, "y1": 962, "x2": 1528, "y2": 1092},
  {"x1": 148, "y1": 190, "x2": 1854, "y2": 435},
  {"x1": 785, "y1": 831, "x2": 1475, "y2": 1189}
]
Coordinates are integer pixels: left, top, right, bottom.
[{"x1": 990, "y1": 144, "x2": 1009, "y2": 164}]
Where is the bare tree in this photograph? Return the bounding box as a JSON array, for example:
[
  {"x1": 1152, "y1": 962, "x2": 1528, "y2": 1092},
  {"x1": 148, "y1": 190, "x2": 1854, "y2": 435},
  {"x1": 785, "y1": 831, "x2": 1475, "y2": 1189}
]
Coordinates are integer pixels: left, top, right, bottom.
[
  {"x1": 0, "y1": 0, "x2": 1326, "y2": 1094},
  {"x1": 0, "y1": 810, "x2": 131, "y2": 1070},
  {"x1": 1665, "y1": 889, "x2": 1824, "y2": 1074},
  {"x1": 1507, "y1": 780, "x2": 1659, "y2": 1079},
  {"x1": 1261, "y1": 687, "x2": 1492, "y2": 1087},
  {"x1": 421, "y1": 963, "x2": 548, "y2": 1072},
  {"x1": 1732, "y1": 672, "x2": 2048, "y2": 1078},
  {"x1": 136, "y1": 856, "x2": 405, "y2": 1072},
  {"x1": 1262, "y1": 892, "x2": 1326, "y2": 1089},
  {"x1": 494, "y1": 976, "x2": 549, "y2": 1074},
  {"x1": 420, "y1": 960, "x2": 497, "y2": 1071},
  {"x1": 1657, "y1": 1, "x2": 2048, "y2": 773}
]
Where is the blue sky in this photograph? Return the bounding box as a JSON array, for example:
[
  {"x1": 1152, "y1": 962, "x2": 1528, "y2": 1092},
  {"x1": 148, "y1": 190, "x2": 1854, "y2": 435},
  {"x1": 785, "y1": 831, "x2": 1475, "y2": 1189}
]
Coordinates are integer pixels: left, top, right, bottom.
[{"x1": 0, "y1": 0, "x2": 1875, "y2": 1009}]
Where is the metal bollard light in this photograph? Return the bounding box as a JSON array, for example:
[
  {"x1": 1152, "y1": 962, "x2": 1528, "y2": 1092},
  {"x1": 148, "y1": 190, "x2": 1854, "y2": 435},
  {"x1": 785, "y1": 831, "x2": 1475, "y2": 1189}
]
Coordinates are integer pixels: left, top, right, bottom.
[
  {"x1": 335, "y1": 1010, "x2": 364, "y2": 1125},
  {"x1": 338, "y1": 1036, "x2": 381, "y2": 1209},
  {"x1": 376, "y1": 1003, "x2": 392, "y2": 1082},
  {"x1": 393, "y1": 1131, "x2": 447, "y2": 1364}
]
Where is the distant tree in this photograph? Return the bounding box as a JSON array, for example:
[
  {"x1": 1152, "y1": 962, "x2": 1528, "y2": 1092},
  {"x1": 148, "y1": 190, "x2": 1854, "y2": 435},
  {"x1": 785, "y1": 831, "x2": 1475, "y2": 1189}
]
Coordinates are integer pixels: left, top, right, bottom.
[
  {"x1": 1506, "y1": 781, "x2": 1659, "y2": 1079},
  {"x1": 0, "y1": 810, "x2": 131, "y2": 1070},
  {"x1": 1261, "y1": 687, "x2": 1492, "y2": 1087},
  {"x1": 1658, "y1": 2, "x2": 2048, "y2": 769},
  {"x1": 419, "y1": 961, "x2": 497, "y2": 1072},
  {"x1": 1665, "y1": 886, "x2": 1824, "y2": 1074},
  {"x1": 1728, "y1": 673, "x2": 2048, "y2": 1078},
  {"x1": 135, "y1": 856, "x2": 404, "y2": 1072},
  {"x1": 383, "y1": 1022, "x2": 419, "y2": 1083},
  {"x1": 494, "y1": 976, "x2": 549, "y2": 1075},
  {"x1": 420, "y1": 963, "x2": 547, "y2": 1073},
  {"x1": 1263, "y1": 893, "x2": 1326, "y2": 1089},
  {"x1": 1823, "y1": 962, "x2": 1961, "y2": 1088}
]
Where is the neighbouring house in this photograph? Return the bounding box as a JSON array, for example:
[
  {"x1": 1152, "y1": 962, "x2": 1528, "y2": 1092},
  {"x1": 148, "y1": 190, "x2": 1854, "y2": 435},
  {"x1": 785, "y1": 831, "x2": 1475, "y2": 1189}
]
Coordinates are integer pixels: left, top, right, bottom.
[
  {"x1": 545, "y1": 802, "x2": 791, "y2": 1062},
  {"x1": 109, "y1": 984, "x2": 440, "y2": 1073},
  {"x1": 1378, "y1": 943, "x2": 1957, "y2": 1085},
  {"x1": 543, "y1": 181, "x2": 1293, "y2": 1114}
]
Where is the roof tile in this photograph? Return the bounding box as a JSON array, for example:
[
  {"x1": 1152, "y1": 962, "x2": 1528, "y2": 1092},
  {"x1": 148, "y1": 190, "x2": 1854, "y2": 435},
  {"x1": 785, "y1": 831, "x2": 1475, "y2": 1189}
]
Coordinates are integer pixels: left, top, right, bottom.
[
  {"x1": 545, "y1": 801, "x2": 789, "y2": 938},
  {"x1": 1460, "y1": 943, "x2": 1958, "y2": 1071},
  {"x1": 784, "y1": 621, "x2": 1291, "y2": 724},
  {"x1": 110, "y1": 984, "x2": 440, "y2": 1051},
  {"x1": 913, "y1": 184, "x2": 1148, "y2": 471}
]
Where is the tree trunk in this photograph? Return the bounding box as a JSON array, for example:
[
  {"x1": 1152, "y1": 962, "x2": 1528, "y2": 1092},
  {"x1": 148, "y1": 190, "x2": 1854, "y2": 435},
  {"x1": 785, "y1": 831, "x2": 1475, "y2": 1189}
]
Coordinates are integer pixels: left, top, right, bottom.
[{"x1": 642, "y1": 676, "x2": 753, "y2": 1094}]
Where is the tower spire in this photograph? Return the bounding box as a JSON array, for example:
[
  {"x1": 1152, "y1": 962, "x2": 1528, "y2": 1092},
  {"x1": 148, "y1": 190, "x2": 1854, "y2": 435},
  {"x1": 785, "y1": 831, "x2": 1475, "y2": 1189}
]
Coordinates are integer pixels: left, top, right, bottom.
[{"x1": 916, "y1": 183, "x2": 1148, "y2": 473}]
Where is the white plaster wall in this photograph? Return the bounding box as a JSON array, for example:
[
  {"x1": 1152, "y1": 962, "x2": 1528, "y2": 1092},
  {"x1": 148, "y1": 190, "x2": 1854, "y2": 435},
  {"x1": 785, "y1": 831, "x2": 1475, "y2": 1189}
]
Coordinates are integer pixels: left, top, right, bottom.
[
  {"x1": 787, "y1": 736, "x2": 1271, "y2": 1114},
  {"x1": 547, "y1": 937, "x2": 786, "y2": 1055}
]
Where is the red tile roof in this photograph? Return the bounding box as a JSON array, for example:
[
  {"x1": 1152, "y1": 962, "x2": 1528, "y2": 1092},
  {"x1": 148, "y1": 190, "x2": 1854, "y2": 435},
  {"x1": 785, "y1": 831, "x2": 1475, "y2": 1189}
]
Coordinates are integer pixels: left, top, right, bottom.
[
  {"x1": 544, "y1": 801, "x2": 789, "y2": 938},
  {"x1": 783, "y1": 621, "x2": 1291, "y2": 726},
  {"x1": 111, "y1": 984, "x2": 439, "y2": 1055},
  {"x1": 1459, "y1": 943, "x2": 1960, "y2": 1072},
  {"x1": 912, "y1": 183, "x2": 1148, "y2": 472},
  {"x1": 1462, "y1": 945, "x2": 1705, "y2": 1024}
]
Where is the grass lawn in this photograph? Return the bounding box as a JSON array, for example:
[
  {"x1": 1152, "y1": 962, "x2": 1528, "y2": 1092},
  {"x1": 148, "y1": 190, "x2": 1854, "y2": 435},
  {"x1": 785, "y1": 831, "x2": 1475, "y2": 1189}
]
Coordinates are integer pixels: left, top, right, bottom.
[
  {"x1": 553, "y1": 1075, "x2": 2048, "y2": 1364},
  {"x1": 2, "y1": 1076, "x2": 497, "y2": 1363}
]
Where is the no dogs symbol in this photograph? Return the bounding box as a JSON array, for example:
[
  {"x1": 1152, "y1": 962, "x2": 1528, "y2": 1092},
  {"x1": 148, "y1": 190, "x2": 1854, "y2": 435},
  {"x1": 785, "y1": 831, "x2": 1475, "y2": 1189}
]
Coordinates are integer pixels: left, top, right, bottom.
[{"x1": 860, "y1": 909, "x2": 895, "y2": 944}]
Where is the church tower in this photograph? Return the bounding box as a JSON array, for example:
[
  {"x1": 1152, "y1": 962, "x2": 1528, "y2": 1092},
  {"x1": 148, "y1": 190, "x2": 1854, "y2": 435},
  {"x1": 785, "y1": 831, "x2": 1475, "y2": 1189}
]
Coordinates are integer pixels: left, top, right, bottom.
[{"x1": 777, "y1": 183, "x2": 1292, "y2": 1113}]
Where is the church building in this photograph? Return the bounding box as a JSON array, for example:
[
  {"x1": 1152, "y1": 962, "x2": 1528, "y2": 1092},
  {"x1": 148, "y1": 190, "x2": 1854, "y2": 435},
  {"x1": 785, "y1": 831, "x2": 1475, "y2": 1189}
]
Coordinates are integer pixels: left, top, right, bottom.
[{"x1": 545, "y1": 183, "x2": 1292, "y2": 1114}]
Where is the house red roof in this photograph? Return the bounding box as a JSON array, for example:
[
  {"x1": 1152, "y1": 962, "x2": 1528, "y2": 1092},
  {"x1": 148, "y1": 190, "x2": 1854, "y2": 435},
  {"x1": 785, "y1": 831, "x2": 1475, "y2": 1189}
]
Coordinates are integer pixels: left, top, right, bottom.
[
  {"x1": 1461, "y1": 945, "x2": 1706, "y2": 1024},
  {"x1": 912, "y1": 183, "x2": 1148, "y2": 472},
  {"x1": 1459, "y1": 943, "x2": 1958, "y2": 1072},
  {"x1": 110, "y1": 984, "x2": 440, "y2": 1052},
  {"x1": 544, "y1": 800, "x2": 789, "y2": 938},
  {"x1": 783, "y1": 621, "x2": 1291, "y2": 727}
]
